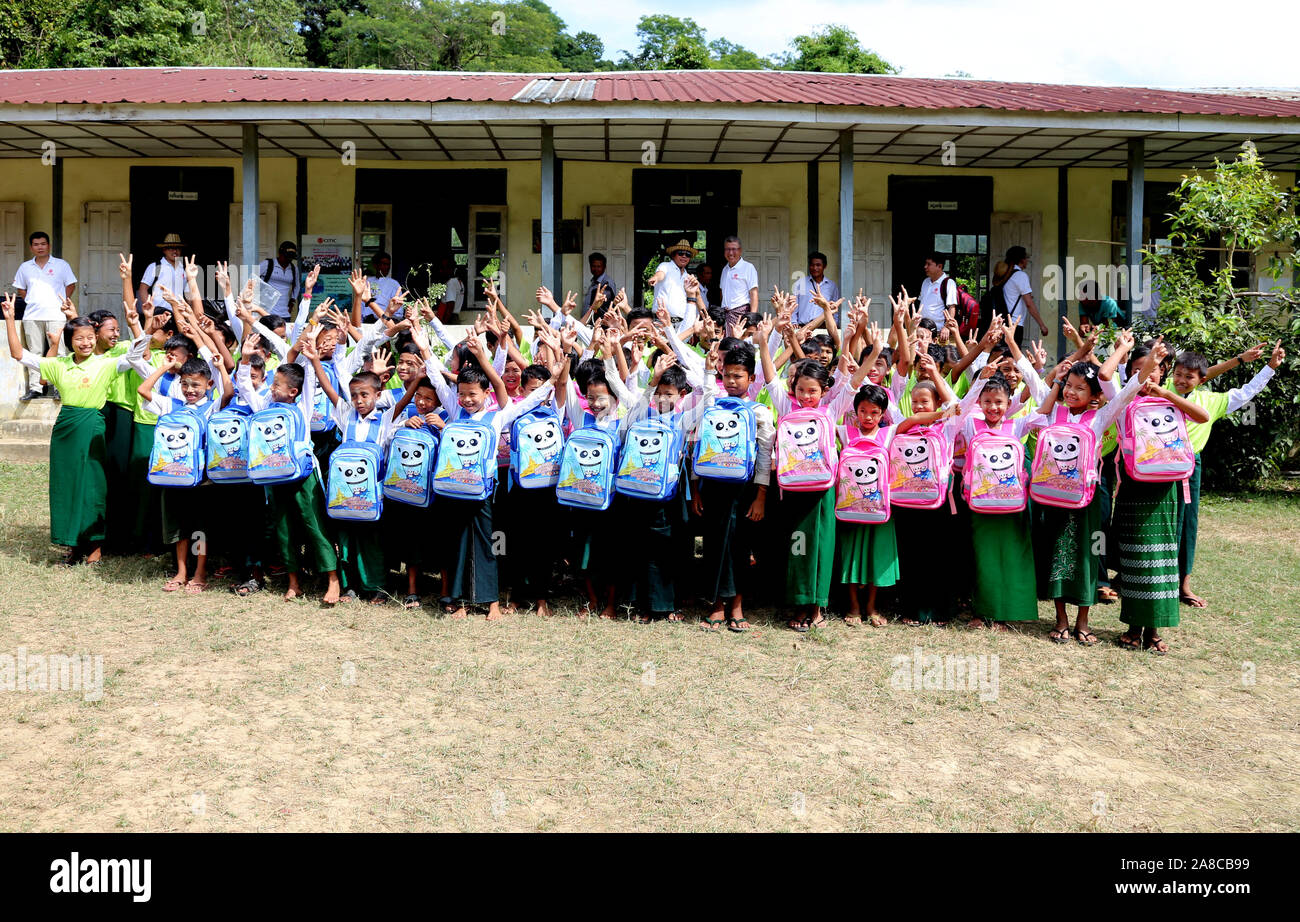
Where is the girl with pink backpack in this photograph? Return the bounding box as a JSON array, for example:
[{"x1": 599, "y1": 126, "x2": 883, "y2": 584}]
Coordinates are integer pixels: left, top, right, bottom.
[
  {"x1": 1112, "y1": 338, "x2": 1211, "y2": 655},
  {"x1": 1024, "y1": 331, "x2": 1144, "y2": 644},
  {"x1": 759, "y1": 323, "x2": 866, "y2": 632},
  {"x1": 834, "y1": 384, "x2": 898, "y2": 627}
]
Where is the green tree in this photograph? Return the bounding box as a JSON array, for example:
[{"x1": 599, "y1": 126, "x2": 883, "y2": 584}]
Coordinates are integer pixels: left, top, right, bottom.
[
  {"x1": 780, "y1": 24, "x2": 897, "y2": 74},
  {"x1": 553, "y1": 30, "x2": 608, "y2": 71},
  {"x1": 1141, "y1": 146, "x2": 1300, "y2": 488},
  {"x1": 708, "y1": 39, "x2": 770, "y2": 70},
  {"x1": 619, "y1": 14, "x2": 708, "y2": 70}
]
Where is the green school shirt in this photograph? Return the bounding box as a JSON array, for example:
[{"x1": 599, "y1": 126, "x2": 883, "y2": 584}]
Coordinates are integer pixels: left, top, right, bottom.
[
  {"x1": 131, "y1": 352, "x2": 165, "y2": 425},
  {"x1": 103, "y1": 342, "x2": 134, "y2": 408},
  {"x1": 1185, "y1": 388, "x2": 1231, "y2": 453},
  {"x1": 39, "y1": 354, "x2": 118, "y2": 409}
]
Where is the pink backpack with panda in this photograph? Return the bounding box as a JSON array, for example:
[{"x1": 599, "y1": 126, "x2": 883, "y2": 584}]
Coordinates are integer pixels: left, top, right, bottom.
[
  {"x1": 962, "y1": 418, "x2": 1027, "y2": 513},
  {"x1": 888, "y1": 425, "x2": 952, "y2": 509},
  {"x1": 835, "y1": 430, "x2": 892, "y2": 524},
  {"x1": 1030, "y1": 406, "x2": 1100, "y2": 509},
  {"x1": 776, "y1": 407, "x2": 838, "y2": 491},
  {"x1": 1121, "y1": 396, "x2": 1195, "y2": 482}
]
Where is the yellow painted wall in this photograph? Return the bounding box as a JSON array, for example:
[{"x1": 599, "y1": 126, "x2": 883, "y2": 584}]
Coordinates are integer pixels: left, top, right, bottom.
[{"x1": 2, "y1": 160, "x2": 54, "y2": 246}]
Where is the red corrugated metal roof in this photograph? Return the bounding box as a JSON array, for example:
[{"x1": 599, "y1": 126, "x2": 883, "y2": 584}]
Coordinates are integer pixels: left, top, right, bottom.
[{"x1": 4, "y1": 67, "x2": 1300, "y2": 119}]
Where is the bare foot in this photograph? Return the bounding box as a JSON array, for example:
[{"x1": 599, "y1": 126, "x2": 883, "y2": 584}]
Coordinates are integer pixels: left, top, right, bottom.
[
  {"x1": 599, "y1": 605, "x2": 617, "y2": 621},
  {"x1": 450, "y1": 606, "x2": 468, "y2": 620},
  {"x1": 843, "y1": 614, "x2": 863, "y2": 626},
  {"x1": 485, "y1": 602, "x2": 504, "y2": 621},
  {"x1": 868, "y1": 613, "x2": 888, "y2": 627},
  {"x1": 536, "y1": 599, "x2": 553, "y2": 618}
]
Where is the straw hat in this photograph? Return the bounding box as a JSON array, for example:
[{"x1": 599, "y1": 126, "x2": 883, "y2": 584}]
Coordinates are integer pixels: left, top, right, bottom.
[
  {"x1": 665, "y1": 238, "x2": 697, "y2": 258},
  {"x1": 156, "y1": 233, "x2": 184, "y2": 249}
]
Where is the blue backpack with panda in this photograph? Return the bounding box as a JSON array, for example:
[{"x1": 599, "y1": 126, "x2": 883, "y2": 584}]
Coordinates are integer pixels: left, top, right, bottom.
[
  {"x1": 556, "y1": 426, "x2": 620, "y2": 510},
  {"x1": 616, "y1": 416, "x2": 686, "y2": 501},
  {"x1": 248, "y1": 402, "x2": 314, "y2": 484},
  {"x1": 693, "y1": 396, "x2": 757, "y2": 482},
  {"x1": 148, "y1": 405, "x2": 207, "y2": 487},
  {"x1": 383, "y1": 427, "x2": 438, "y2": 507},
  {"x1": 510, "y1": 404, "x2": 565, "y2": 489},
  {"x1": 205, "y1": 409, "x2": 251, "y2": 483},
  {"x1": 433, "y1": 417, "x2": 498, "y2": 500},
  {"x1": 326, "y1": 441, "x2": 385, "y2": 521}
]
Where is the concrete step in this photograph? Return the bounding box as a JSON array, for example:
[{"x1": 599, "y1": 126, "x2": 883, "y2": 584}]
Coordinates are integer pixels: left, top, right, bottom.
[
  {"x1": 0, "y1": 440, "x2": 48, "y2": 463},
  {"x1": 1, "y1": 396, "x2": 63, "y2": 423},
  {"x1": 0, "y1": 418, "x2": 54, "y2": 439}
]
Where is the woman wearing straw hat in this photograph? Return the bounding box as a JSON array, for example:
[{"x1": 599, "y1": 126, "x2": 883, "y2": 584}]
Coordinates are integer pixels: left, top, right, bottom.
[
  {"x1": 648, "y1": 238, "x2": 696, "y2": 322},
  {"x1": 137, "y1": 233, "x2": 191, "y2": 308}
]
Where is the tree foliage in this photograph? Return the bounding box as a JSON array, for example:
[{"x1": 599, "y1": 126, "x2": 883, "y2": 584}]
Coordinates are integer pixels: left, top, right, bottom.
[
  {"x1": 1142, "y1": 147, "x2": 1300, "y2": 488},
  {"x1": 778, "y1": 25, "x2": 898, "y2": 75}
]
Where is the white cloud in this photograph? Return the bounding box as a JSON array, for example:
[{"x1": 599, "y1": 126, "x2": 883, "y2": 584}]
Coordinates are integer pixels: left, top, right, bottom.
[{"x1": 546, "y1": 0, "x2": 1300, "y2": 87}]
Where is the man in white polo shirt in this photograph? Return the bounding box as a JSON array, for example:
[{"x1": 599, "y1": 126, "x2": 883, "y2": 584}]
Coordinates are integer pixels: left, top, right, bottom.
[
  {"x1": 648, "y1": 239, "x2": 694, "y2": 321},
  {"x1": 1002, "y1": 245, "x2": 1049, "y2": 344},
  {"x1": 363, "y1": 252, "x2": 402, "y2": 322},
  {"x1": 138, "y1": 233, "x2": 190, "y2": 309},
  {"x1": 917, "y1": 251, "x2": 957, "y2": 327},
  {"x1": 792, "y1": 251, "x2": 840, "y2": 326},
  {"x1": 258, "y1": 240, "x2": 301, "y2": 318},
  {"x1": 719, "y1": 236, "x2": 758, "y2": 329},
  {"x1": 12, "y1": 230, "x2": 77, "y2": 400}
]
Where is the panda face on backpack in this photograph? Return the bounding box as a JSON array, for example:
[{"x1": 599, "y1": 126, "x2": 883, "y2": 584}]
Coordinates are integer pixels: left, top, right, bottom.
[
  {"x1": 148, "y1": 407, "x2": 206, "y2": 487},
  {"x1": 511, "y1": 409, "x2": 565, "y2": 489},
  {"x1": 327, "y1": 442, "x2": 385, "y2": 521},
  {"x1": 616, "y1": 418, "x2": 685, "y2": 500},
  {"x1": 206, "y1": 410, "x2": 251, "y2": 482},
  {"x1": 383, "y1": 428, "x2": 438, "y2": 507}
]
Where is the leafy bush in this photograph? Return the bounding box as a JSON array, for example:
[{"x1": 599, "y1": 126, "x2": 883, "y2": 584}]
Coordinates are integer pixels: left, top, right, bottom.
[{"x1": 1141, "y1": 148, "x2": 1300, "y2": 490}]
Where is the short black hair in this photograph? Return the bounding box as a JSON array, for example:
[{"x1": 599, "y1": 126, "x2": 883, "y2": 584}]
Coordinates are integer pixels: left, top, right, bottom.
[
  {"x1": 275, "y1": 362, "x2": 305, "y2": 395},
  {"x1": 1006, "y1": 245, "x2": 1028, "y2": 265},
  {"x1": 247, "y1": 352, "x2": 266, "y2": 371},
  {"x1": 925, "y1": 251, "x2": 946, "y2": 267},
  {"x1": 1066, "y1": 360, "x2": 1103, "y2": 396},
  {"x1": 626, "y1": 307, "x2": 653, "y2": 325},
  {"x1": 722, "y1": 344, "x2": 756, "y2": 375},
  {"x1": 1175, "y1": 351, "x2": 1209, "y2": 378},
  {"x1": 164, "y1": 335, "x2": 196, "y2": 356},
  {"x1": 853, "y1": 383, "x2": 889, "y2": 412},
  {"x1": 589, "y1": 252, "x2": 606, "y2": 265},
  {"x1": 981, "y1": 373, "x2": 1012, "y2": 398},
  {"x1": 457, "y1": 365, "x2": 490, "y2": 389},
  {"x1": 350, "y1": 371, "x2": 383, "y2": 391},
  {"x1": 574, "y1": 356, "x2": 604, "y2": 393},
  {"x1": 706, "y1": 306, "x2": 727, "y2": 329},
  {"x1": 29, "y1": 231, "x2": 49, "y2": 245},
  {"x1": 180, "y1": 358, "x2": 213, "y2": 380},
  {"x1": 657, "y1": 364, "x2": 690, "y2": 393},
  {"x1": 62, "y1": 317, "x2": 94, "y2": 351},
  {"x1": 917, "y1": 317, "x2": 938, "y2": 334},
  {"x1": 808, "y1": 251, "x2": 828, "y2": 266},
  {"x1": 263, "y1": 314, "x2": 287, "y2": 332},
  {"x1": 522, "y1": 363, "x2": 552, "y2": 385},
  {"x1": 86, "y1": 309, "x2": 116, "y2": 329}
]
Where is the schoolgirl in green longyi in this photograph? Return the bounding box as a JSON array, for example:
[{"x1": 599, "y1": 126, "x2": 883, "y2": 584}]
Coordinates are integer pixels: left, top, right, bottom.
[{"x1": 4, "y1": 298, "x2": 122, "y2": 562}]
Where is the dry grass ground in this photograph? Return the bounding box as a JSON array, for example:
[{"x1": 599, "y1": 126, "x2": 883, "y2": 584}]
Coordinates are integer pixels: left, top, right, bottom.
[{"x1": 1, "y1": 461, "x2": 1297, "y2": 832}]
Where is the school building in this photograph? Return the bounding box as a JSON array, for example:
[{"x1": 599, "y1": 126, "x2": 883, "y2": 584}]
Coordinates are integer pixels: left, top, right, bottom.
[{"x1": 1, "y1": 67, "x2": 1298, "y2": 430}]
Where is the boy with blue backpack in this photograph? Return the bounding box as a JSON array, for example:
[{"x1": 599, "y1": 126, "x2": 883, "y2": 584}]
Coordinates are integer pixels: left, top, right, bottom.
[
  {"x1": 690, "y1": 343, "x2": 774, "y2": 632},
  {"x1": 239, "y1": 334, "x2": 342, "y2": 604},
  {"x1": 418, "y1": 329, "x2": 555, "y2": 620},
  {"x1": 305, "y1": 342, "x2": 419, "y2": 604},
  {"x1": 138, "y1": 354, "x2": 232, "y2": 594}
]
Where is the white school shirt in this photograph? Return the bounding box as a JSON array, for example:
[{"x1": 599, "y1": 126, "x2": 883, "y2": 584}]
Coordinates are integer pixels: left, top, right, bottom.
[
  {"x1": 918, "y1": 273, "x2": 957, "y2": 327},
  {"x1": 1002, "y1": 266, "x2": 1033, "y2": 326},
  {"x1": 441, "y1": 276, "x2": 465, "y2": 314},
  {"x1": 143, "y1": 392, "x2": 217, "y2": 421},
  {"x1": 720, "y1": 259, "x2": 758, "y2": 310},
  {"x1": 260, "y1": 259, "x2": 300, "y2": 314},
  {"x1": 237, "y1": 361, "x2": 316, "y2": 438},
  {"x1": 13, "y1": 256, "x2": 77, "y2": 322},
  {"x1": 331, "y1": 397, "x2": 400, "y2": 450},
  {"x1": 1024, "y1": 370, "x2": 1145, "y2": 441},
  {"x1": 140, "y1": 258, "x2": 189, "y2": 306},
  {"x1": 652, "y1": 261, "x2": 689, "y2": 320},
  {"x1": 792, "y1": 276, "x2": 840, "y2": 326}
]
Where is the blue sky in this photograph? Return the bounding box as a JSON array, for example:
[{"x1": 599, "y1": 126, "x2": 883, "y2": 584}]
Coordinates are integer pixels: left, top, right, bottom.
[{"x1": 545, "y1": 0, "x2": 1296, "y2": 88}]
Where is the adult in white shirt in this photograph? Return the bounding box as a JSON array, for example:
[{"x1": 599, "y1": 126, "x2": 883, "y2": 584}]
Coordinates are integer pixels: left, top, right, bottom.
[
  {"x1": 439, "y1": 258, "x2": 466, "y2": 321},
  {"x1": 792, "y1": 252, "x2": 840, "y2": 326},
  {"x1": 719, "y1": 236, "x2": 758, "y2": 329},
  {"x1": 137, "y1": 233, "x2": 191, "y2": 310},
  {"x1": 363, "y1": 252, "x2": 401, "y2": 321},
  {"x1": 1002, "y1": 246, "x2": 1049, "y2": 343},
  {"x1": 648, "y1": 239, "x2": 694, "y2": 321},
  {"x1": 258, "y1": 241, "x2": 301, "y2": 317},
  {"x1": 916, "y1": 251, "x2": 958, "y2": 327},
  {"x1": 11, "y1": 230, "x2": 77, "y2": 399}
]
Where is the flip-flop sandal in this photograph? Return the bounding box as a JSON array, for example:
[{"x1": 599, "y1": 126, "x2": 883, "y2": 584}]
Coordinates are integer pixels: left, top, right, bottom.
[
  {"x1": 403, "y1": 595, "x2": 422, "y2": 610},
  {"x1": 726, "y1": 617, "x2": 750, "y2": 633},
  {"x1": 368, "y1": 593, "x2": 388, "y2": 605},
  {"x1": 1117, "y1": 633, "x2": 1142, "y2": 651},
  {"x1": 1144, "y1": 636, "x2": 1169, "y2": 655},
  {"x1": 700, "y1": 617, "x2": 724, "y2": 632},
  {"x1": 808, "y1": 616, "x2": 829, "y2": 631},
  {"x1": 184, "y1": 581, "x2": 208, "y2": 594},
  {"x1": 338, "y1": 589, "x2": 358, "y2": 605},
  {"x1": 1074, "y1": 628, "x2": 1100, "y2": 646},
  {"x1": 1048, "y1": 627, "x2": 1071, "y2": 644},
  {"x1": 843, "y1": 616, "x2": 863, "y2": 627},
  {"x1": 163, "y1": 578, "x2": 185, "y2": 592},
  {"x1": 666, "y1": 612, "x2": 684, "y2": 622},
  {"x1": 868, "y1": 615, "x2": 889, "y2": 628},
  {"x1": 1096, "y1": 588, "x2": 1118, "y2": 604},
  {"x1": 232, "y1": 579, "x2": 263, "y2": 597}
]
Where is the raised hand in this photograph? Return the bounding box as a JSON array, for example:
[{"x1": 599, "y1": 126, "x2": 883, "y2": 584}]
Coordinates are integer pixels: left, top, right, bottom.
[
  {"x1": 304, "y1": 263, "x2": 321, "y2": 292},
  {"x1": 1269, "y1": 340, "x2": 1286, "y2": 369},
  {"x1": 1, "y1": 291, "x2": 15, "y2": 319},
  {"x1": 184, "y1": 254, "x2": 200, "y2": 284},
  {"x1": 118, "y1": 253, "x2": 133, "y2": 281},
  {"x1": 370, "y1": 345, "x2": 393, "y2": 380},
  {"x1": 60, "y1": 296, "x2": 78, "y2": 321},
  {"x1": 1240, "y1": 341, "x2": 1268, "y2": 363}
]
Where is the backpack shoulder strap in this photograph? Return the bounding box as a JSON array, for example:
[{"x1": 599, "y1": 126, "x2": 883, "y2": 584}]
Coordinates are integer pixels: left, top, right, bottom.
[{"x1": 262, "y1": 258, "x2": 274, "y2": 283}]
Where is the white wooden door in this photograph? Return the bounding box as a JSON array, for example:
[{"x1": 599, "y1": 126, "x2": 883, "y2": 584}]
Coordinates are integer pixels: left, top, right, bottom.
[
  {"x1": 852, "y1": 210, "x2": 892, "y2": 326},
  {"x1": 0, "y1": 202, "x2": 25, "y2": 277},
  {"x1": 81, "y1": 202, "x2": 130, "y2": 321},
  {"x1": 989, "y1": 211, "x2": 1042, "y2": 294},
  {"x1": 737, "y1": 206, "x2": 789, "y2": 300},
  {"x1": 228, "y1": 202, "x2": 278, "y2": 282},
  {"x1": 586, "y1": 205, "x2": 633, "y2": 300},
  {"x1": 468, "y1": 205, "x2": 507, "y2": 311}
]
